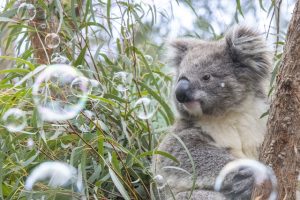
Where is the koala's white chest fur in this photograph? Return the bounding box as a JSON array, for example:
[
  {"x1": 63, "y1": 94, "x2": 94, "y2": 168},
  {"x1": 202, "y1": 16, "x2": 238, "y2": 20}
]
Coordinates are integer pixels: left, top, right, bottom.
[{"x1": 196, "y1": 96, "x2": 268, "y2": 159}]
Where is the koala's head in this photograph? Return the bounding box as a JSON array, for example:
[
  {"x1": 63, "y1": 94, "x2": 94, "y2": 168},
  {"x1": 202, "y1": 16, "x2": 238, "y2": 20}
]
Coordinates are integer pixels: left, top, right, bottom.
[{"x1": 168, "y1": 26, "x2": 272, "y2": 119}]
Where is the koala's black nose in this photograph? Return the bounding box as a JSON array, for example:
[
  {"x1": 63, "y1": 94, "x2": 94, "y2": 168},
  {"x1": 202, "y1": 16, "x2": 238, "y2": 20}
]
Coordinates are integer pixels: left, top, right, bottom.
[{"x1": 175, "y1": 79, "x2": 192, "y2": 103}]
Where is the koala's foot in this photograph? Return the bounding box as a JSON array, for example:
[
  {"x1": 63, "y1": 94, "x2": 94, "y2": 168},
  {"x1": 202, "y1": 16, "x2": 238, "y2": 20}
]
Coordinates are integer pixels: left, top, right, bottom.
[{"x1": 220, "y1": 168, "x2": 255, "y2": 200}]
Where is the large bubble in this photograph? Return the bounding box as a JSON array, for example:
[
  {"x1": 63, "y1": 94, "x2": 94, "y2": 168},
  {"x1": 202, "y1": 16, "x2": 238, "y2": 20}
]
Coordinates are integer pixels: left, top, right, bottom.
[
  {"x1": 32, "y1": 64, "x2": 90, "y2": 122},
  {"x1": 2, "y1": 108, "x2": 27, "y2": 132},
  {"x1": 17, "y1": 3, "x2": 36, "y2": 21},
  {"x1": 214, "y1": 159, "x2": 277, "y2": 200},
  {"x1": 25, "y1": 161, "x2": 85, "y2": 199}
]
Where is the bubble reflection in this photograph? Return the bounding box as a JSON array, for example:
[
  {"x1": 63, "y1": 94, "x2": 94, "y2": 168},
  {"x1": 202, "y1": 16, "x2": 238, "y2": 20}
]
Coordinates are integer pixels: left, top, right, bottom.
[
  {"x1": 51, "y1": 53, "x2": 70, "y2": 64},
  {"x1": 75, "y1": 110, "x2": 95, "y2": 133},
  {"x1": 32, "y1": 64, "x2": 90, "y2": 122},
  {"x1": 144, "y1": 55, "x2": 153, "y2": 64},
  {"x1": 113, "y1": 71, "x2": 132, "y2": 92},
  {"x1": 17, "y1": 3, "x2": 36, "y2": 21},
  {"x1": 2, "y1": 108, "x2": 27, "y2": 132},
  {"x1": 45, "y1": 33, "x2": 60, "y2": 49},
  {"x1": 134, "y1": 97, "x2": 157, "y2": 120},
  {"x1": 25, "y1": 161, "x2": 85, "y2": 199}
]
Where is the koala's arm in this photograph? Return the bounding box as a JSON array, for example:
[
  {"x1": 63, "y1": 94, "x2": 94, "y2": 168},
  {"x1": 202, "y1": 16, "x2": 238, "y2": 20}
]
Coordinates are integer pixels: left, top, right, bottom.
[{"x1": 152, "y1": 127, "x2": 255, "y2": 200}]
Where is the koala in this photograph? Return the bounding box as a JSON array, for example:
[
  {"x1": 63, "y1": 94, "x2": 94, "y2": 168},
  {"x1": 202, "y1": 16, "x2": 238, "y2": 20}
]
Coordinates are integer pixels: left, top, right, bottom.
[{"x1": 152, "y1": 26, "x2": 272, "y2": 200}]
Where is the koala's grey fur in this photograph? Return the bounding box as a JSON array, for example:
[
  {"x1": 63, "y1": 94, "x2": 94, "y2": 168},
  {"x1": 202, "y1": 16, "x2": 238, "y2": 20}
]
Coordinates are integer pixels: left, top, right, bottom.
[{"x1": 152, "y1": 26, "x2": 272, "y2": 200}]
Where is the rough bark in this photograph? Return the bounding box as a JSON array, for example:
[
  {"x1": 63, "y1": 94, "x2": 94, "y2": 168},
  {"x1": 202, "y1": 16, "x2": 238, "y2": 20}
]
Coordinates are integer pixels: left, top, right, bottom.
[
  {"x1": 29, "y1": 3, "x2": 57, "y2": 65},
  {"x1": 252, "y1": 1, "x2": 300, "y2": 199}
]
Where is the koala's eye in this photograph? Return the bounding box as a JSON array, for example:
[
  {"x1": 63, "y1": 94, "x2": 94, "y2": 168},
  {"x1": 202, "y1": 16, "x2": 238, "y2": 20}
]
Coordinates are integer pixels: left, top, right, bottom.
[{"x1": 202, "y1": 74, "x2": 211, "y2": 81}]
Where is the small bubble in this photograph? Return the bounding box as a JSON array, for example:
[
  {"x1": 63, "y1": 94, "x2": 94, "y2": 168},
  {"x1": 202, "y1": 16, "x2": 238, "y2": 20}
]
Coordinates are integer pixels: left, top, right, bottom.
[
  {"x1": 134, "y1": 97, "x2": 157, "y2": 120},
  {"x1": 17, "y1": 3, "x2": 36, "y2": 21},
  {"x1": 220, "y1": 82, "x2": 225, "y2": 88},
  {"x1": 89, "y1": 79, "x2": 104, "y2": 96},
  {"x1": 154, "y1": 175, "x2": 165, "y2": 189},
  {"x1": 38, "y1": 23, "x2": 47, "y2": 30},
  {"x1": 154, "y1": 175, "x2": 164, "y2": 184},
  {"x1": 113, "y1": 72, "x2": 132, "y2": 92},
  {"x1": 45, "y1": 33, "x2": 60, "y2": 49},
  {"x1": 2, "y1": 108, "x2": 27, "y2": 132},
  {"x1": 70, "y1": 77, "x2": 91, "y2": 97},
  {"x1": 51, "y1": 53, "x2": 70, "y2": 64},
  {"x1": 27, "y1": 138, "x2": 35, "y2": 149},
  {"x1": 75, "y1": 110, "x2": 95, "y2": 133},
  {"x1": 32, "y1": 64, "x2": 90, "y2": 122},
  {"x1": 144, "y1": 55, "x2": 153, "y2": 64}
]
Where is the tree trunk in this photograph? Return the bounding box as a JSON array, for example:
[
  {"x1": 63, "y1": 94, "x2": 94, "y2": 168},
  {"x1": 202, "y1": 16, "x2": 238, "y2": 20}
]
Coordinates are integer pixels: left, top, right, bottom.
[
  {"x1": 29, "y1": 2, "x2": 58, "y2": 65},
  {"x1": 252, "y1": 0, "x2": 300, "y2": 199}
]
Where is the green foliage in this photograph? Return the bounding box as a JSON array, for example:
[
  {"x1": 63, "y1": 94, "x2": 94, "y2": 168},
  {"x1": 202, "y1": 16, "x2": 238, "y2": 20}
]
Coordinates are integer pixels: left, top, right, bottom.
[{"x1": 0, "y1": 0, "x2": 175, "y2": 199}]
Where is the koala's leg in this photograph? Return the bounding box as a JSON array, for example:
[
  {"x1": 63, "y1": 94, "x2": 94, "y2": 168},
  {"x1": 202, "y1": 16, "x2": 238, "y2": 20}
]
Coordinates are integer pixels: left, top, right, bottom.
[{"x1": 152, "y1": 128, "x2": 255, "y2": 200}]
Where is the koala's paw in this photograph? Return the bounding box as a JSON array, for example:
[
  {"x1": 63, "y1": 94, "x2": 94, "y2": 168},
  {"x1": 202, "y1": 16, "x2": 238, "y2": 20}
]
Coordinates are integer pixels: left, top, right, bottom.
[{"x1": 221, "y1": 168, "x2": 255, "y2": 200}]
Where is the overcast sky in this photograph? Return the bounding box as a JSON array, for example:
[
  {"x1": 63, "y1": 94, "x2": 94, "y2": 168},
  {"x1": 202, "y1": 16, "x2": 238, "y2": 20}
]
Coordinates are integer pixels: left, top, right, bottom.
[{"x1": 1, "y1": 0, "x2": 294, "y2": 37}]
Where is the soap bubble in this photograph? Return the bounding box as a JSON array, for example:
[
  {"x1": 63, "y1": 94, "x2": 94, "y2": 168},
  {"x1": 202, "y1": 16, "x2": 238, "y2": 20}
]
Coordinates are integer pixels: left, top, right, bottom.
[
  {"x1": 133, "y1": 97, "x2": 157, "y2": 120},
  {"x1": 27, "y1": 138, "x2": 35, "y2": 149},
  {"x1": 89, "y1": 79, "x2": 104, "y2": 96},
  {"x1": 25, "y1": 161, "x2": 84, "y2": 199},
  {"x1": 153, "y1": 175, "x2": 165, "y2": 188},
  {"x1": 215, "y1": 159, "x2": 277, "y2": 200},
  {"x1": 51, "y1": 53, "x2": 70, "y2": 64},
  {"x1": 144, "y1": 55, "x2": 153, "y2": 64},
  {"x1": 38, "y1": 23, "x2": 47, "y2": 30},
  {"x1": 45, "y1": 33, "x2": 60, "y2": 49},
  {"x1": 17, "y1": 3, "x2": 36, "y2": 21},
  {"x1": 75, "y1": 110, "x2": 95, "y2": 133},
  {"x1": 2, "y1": 108, "x2": 27, "y2": 132},
  {"x1": 113, "y1": 72, "x2": 132, "y2": 92},
  {"x1": 71, "y1": 77, "x2": 91, "y2": 97},
  {"x1": 32, "y1": 64, "x2": 90, "y2": 122}
]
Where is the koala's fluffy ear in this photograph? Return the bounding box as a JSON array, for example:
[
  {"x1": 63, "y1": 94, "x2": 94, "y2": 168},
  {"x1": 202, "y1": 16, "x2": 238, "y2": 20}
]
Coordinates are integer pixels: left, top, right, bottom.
[
  {"x1": 225, "y1": 26, "x2": 272, "y2": 78},
  {"x1": 167, "y1": 38, "x2": 200, "y2": 67}
]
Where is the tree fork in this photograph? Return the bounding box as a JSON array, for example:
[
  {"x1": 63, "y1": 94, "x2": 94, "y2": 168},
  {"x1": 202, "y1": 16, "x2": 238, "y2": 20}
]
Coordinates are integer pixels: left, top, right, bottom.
[{"x1": 252, "y1": 0, "x2": 300, "y2": 199}]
